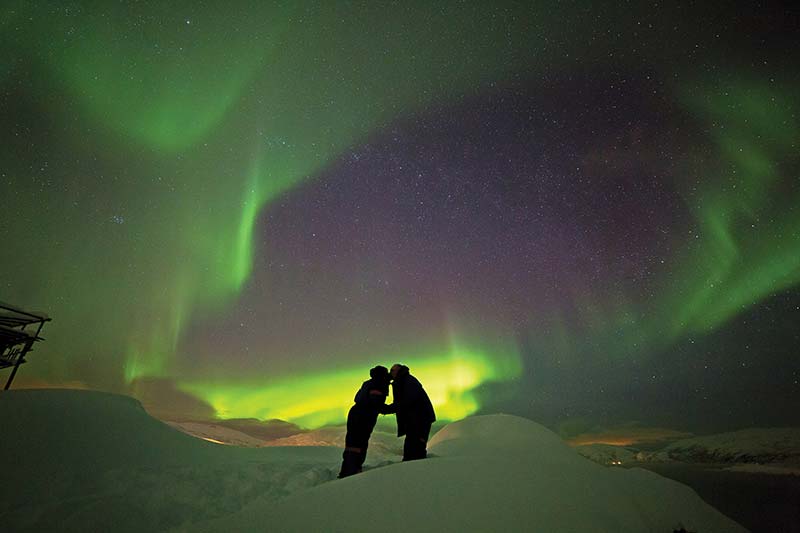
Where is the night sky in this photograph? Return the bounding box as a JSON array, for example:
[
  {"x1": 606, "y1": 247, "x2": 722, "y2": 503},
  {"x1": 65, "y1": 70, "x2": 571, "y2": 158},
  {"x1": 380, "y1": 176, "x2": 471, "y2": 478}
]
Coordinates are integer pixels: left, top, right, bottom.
[{"x1": 3, "y1": 2, "x2": 799, "y2": 435}]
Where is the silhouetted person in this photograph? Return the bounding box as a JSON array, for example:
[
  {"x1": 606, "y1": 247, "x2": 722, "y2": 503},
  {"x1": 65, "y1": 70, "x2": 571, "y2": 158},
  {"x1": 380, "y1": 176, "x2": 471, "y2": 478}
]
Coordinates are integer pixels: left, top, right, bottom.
[
  {"x1": 338, "y1": 365, "x2": 390, "y2": 478},
  {"x1": 383, "y1": 364, "x2": 436, "y2": 461}
]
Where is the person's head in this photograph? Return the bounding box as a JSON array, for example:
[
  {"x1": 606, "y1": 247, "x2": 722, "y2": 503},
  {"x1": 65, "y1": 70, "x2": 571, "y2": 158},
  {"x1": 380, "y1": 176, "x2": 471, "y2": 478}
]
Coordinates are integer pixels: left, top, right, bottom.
[
  {"x1": 370, "y1": 365, "x2": 389, "y2": 383},
  {"x1": 390, "y1": 364, "x2": 408, "y2": 379}
]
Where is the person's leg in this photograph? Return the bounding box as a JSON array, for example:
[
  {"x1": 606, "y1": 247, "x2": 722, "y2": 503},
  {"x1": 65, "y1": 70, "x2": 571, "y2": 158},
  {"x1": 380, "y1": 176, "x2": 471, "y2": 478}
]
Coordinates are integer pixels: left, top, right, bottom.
[
  {"x1": 340, "y1": 426, "x2": 371, "y2": 477},
  {"x1": 402, "y1": 422, "x2": 432, "y2": 461},
  {"x1": 402, "y1": 434, "x2": 424, "y2": 461},
  {"x1": 418, "y1": 422, "x2": 431, "y2": 458},
  {"x1": 401, "y1": 430, "x2": 424, "y2": 461},
  {"x1": 419, "y1": 424, "x2": 431, "y2": 459},
  {"x1": 339, "y1": 448, "x2": 362, "y2": 478},
  {"x1": 357, "y1": 441, "x2": 369, "y2": 471},
  {"x1": 339, "y1": 444, "x2": 362, "y2": 478},
  {"x1": 402, "y1": 433, "x2": 413, "y2": 461},
  {"x1": 339, "y1": 428, "x2": 365, "y2": 478}
]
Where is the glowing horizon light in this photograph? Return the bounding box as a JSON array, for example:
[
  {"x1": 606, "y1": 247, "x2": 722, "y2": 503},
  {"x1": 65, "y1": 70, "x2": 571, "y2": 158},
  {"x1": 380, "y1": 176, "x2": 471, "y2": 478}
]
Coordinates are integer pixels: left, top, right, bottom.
[
  {"x1": 179, "y1": 340, "x2": 522, "y2": 428},
  {"x1": 200, "y1": 437, "x2": 227, "y2": 445}
]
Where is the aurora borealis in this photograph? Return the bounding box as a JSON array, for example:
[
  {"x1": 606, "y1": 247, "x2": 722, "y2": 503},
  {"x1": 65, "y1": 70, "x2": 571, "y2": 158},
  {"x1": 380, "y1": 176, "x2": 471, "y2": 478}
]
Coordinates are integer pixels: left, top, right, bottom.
[{"x1": 2, "y1": 2, "x2": 798, "y2": 432}]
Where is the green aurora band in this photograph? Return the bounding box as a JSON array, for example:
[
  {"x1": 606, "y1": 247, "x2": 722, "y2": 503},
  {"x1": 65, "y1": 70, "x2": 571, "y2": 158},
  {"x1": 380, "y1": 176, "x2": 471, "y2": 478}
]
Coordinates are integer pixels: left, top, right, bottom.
[
  {"x1": 181, "y1": 336, "x2": 522, "y2": 427},
  {"x1": 558, "y1": 79, "x2": 800, "y2": 367},
  {"x1": 519, "y1": 78, "x2": 800, "y2": 369},
  {"x1": 666, "y1": 80, "x2": 800, "y2": 336}
]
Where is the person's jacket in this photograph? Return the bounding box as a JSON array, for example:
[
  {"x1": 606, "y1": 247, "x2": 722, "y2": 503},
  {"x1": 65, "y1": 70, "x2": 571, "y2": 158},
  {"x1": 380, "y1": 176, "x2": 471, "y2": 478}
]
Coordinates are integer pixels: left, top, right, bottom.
[
  {"x1": 383, "y1": 366, "x2": 436, "y2": 436},
  {"x1": 353, "y1": 378, "x2": 389, "y2": 411}
]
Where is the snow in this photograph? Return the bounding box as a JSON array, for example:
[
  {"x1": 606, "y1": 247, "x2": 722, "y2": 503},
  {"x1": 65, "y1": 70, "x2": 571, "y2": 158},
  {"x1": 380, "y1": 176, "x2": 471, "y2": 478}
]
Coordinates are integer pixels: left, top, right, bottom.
[
  {"x1": 0, "y1": 389, "x2": 340, "y2": 531},
  {"x1": 657, "y1": 428, "x2": 800, "y2": 465},
  {"x1": 574, "y1": 443, "x2": 638, "y2": 465},
  {"x1": 573, "y1": 427, "x2": 800, "y2": 475},
  {"x1": 153, "y1": 410, "x2": 307, "y2": 443},
  {"x1": 262, "y1": 425, "x2": 402, "y2": 462},
  {"x1": 200, "y1": 415, "x2": 745, "y2": 532},
  {"x1": 165, "y1": 421, "x2": 270, "y2": 447},
  {"x1": 1, "y1": 390, "x2": 746, "y2": 532},
  {"x1": 166, "y1": 420, "x2": 403, "y2": 462},
  {"x1": 723, "y1": 463, "x2": 800, "y2": 476}
]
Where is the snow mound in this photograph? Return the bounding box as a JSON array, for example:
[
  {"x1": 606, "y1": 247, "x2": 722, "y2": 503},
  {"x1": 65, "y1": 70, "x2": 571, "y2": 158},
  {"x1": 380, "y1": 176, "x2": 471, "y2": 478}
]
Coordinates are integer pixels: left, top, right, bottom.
[
  {"x1": 200, "y1": 414, "x2": 746, "y2": 532},
  {"x1": 428, "y1": 411, "x2": 569, "y2": 454}
]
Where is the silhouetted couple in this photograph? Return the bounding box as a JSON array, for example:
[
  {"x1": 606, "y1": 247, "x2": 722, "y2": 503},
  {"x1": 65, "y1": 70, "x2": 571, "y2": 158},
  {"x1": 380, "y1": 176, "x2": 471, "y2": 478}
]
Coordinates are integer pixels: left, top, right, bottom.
[{"x1": 338, "y1": 363, "x2": 436, "y2": 478}]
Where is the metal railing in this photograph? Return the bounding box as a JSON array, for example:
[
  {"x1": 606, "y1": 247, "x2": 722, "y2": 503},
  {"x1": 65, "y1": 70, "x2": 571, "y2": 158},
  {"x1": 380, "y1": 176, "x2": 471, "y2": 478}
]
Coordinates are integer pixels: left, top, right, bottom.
[{"x1": 0, "y1": 302, "x2": 51, "y2": 390}]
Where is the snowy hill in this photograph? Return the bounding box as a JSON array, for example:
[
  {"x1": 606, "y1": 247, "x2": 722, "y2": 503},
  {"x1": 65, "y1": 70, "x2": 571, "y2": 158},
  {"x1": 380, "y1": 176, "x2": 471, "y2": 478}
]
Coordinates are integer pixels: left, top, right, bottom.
[
  {"x1": 0, "y1": 390, "x2": 745, "y2": 532},
  {"x1": 657, "y1": 428, "x2": 800, "y2": 465},
  {"x1": 574, "y1": 443, "x2": 639, "y2": 465},
  {"x1": 572, "y1": 428, "x2": 800, "y2": 473},
  {"x1": 165, "y1": 419, "x2": 403, "y2": 461},
  {"x1": 165, "y1": 420, "x2": 271, "y2": 447}
]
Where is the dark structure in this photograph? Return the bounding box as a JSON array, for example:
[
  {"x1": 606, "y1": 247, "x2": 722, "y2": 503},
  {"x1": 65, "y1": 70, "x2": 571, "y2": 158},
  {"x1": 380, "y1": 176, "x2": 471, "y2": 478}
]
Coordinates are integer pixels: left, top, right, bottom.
[{"x1": 0, "y1": 302, "x2": 50, "y2": 390}]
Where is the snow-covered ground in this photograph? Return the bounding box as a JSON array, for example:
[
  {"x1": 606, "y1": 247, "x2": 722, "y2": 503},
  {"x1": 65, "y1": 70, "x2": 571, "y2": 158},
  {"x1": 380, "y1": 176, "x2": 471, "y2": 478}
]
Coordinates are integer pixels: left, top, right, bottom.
[
  {"x1": 723, "y1": 463, "x2": 800, "y2": 476},
  {"x1": 574, "y1": 427, "x2": 800, "y2": 476},
  {"x1": 655, "y1": 428, "x2": 800, "y2": 466},
  {"x1": 165, "y1": 418, "x2": 403, "y2": 463},
  {"x1": 163, "y1": 416, "x2": 306, "y2": 443},
  {"x1": 573, "y1": 443, "x2": 639, "y2": 465},
  {"x1": 0, "y1": 389, "x2": 341, "y2": 532},
  {"x1": 165, "y1": 420, "x2": 270, "y2": 447},
  {"x1": 1, "y1": 390, "x2": 746, "y2": 532},
  {"x1": 262, "y1": 425, "x2": 402, "y2": 464}
]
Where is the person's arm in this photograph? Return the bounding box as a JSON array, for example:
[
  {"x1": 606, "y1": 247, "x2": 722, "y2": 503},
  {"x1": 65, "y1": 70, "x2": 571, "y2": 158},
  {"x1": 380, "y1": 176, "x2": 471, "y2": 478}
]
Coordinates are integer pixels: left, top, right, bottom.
[
  {"x1": 380, "y1": 402, "x2": 396, "y2": 415},
  {"x1": 367, "y1": 387, "x2": 386, "y2": 409}
]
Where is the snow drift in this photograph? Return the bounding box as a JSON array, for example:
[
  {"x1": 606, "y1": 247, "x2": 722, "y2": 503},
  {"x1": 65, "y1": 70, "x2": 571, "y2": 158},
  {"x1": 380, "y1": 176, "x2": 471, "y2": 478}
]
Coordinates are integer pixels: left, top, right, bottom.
[
  {"x1": 0, "y1": 389, "x2": 340, "y2": 531},
  {"x1": 1, "y1": 390, "x2": 746, "y2": 532}
]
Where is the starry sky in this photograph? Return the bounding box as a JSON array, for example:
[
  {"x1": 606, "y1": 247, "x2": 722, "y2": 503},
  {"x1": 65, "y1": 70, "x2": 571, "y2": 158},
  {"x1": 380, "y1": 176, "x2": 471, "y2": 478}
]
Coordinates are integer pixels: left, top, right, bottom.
[{"x1": 2, "y1": 2, "x2": 799, "y2": 434}]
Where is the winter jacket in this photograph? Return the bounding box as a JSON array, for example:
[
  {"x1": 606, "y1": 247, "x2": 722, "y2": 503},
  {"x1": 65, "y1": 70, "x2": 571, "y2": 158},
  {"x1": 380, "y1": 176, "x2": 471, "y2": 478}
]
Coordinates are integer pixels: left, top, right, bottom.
[
  {"x1": 384, "y1": 366, "x2": 436, "y2": 437},
  {"x1": 347, "y1": 377, "x2": 389, "y2": 440}
]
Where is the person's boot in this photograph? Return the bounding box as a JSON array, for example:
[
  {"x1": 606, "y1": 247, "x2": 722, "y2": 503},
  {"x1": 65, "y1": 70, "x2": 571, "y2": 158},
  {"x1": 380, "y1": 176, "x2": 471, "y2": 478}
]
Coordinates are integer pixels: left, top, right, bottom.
[
  {"x1": 338, "y1": 448, "x2": 363, "y2": 478},
  {"x1": 402, "y1": 436, "x2": 427, "y2": 461}
]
